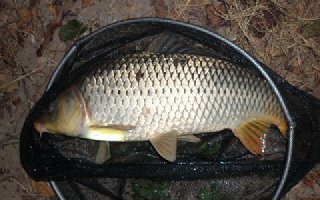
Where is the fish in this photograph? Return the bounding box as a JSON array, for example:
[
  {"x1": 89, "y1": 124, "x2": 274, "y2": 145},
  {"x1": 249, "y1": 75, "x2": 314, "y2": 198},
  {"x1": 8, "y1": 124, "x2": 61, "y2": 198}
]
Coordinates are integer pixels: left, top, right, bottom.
[{"x1": 34, "y1": 35, "x2": 287, "y2": 163}]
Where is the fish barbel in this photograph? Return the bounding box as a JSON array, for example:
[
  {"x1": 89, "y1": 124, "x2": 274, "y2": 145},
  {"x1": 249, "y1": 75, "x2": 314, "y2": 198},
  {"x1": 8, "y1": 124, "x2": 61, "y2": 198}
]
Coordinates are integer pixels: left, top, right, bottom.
[{"x1": 34, "y1": 52, "x2": 287, "y2": 162}]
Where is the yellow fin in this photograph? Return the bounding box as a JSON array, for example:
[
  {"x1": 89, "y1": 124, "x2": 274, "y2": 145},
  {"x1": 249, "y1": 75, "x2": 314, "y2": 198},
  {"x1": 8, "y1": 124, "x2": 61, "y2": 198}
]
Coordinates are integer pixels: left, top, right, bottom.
[
  {"x1": 277, "y1": 119, "x2": 288, "y2": 138},
  {"x1": 177, "y1": 135, "x2": 201, "y2": 143},
  {"x1": 150, "y1": 132, "x2": 177, "y2": 162},
  {"x1": 84, "y1": 125, "x2": 131, "y2": 141},
  {"x1": 233, "y1": 118, "x2": 273, "y2": 155},
  {"x1": 94, "y1": 142, "x2": 110, "y2": 164}
]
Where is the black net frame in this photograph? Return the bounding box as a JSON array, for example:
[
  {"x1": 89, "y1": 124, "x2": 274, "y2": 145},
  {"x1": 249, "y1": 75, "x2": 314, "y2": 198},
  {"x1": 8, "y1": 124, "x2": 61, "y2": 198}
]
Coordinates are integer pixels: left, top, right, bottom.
[{"x1": 19, "y1": 18, "x2": 320, "y2": 200}]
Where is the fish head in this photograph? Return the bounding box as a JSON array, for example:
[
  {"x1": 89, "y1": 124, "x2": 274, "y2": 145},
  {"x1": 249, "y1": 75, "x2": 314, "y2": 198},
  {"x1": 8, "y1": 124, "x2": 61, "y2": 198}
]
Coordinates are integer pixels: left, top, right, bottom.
[{"x1": 34, "y1": 86, "x2": 86, "y2": 137}]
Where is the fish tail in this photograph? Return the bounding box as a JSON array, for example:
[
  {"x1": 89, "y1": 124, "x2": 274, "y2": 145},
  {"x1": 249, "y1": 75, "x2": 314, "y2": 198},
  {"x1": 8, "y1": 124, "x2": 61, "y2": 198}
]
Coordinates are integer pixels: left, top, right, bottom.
[
  {"x1": 233, "y1": 116, "x2": 287, "y2": 155},
  {"x1": 278, "y1": 118, "x2": 288, "y2": 138}
]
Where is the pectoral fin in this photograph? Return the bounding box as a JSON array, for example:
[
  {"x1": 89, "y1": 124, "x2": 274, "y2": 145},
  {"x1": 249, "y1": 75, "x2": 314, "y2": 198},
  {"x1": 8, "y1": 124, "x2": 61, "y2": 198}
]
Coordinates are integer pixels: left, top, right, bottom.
[
  {"x1": 150, "y1": 133, "x2": 177, "y2": 162},
  {"x1": 83, "y1": 125, "x2": 131, "y2": 141},
  {"x1": 85, "y1": 125, "x2": 133, "y2": 163},
  {"x1": 94, "y1": 142, "x2": 110, "y2": 164},
  {"x1": 233, "y1": 119, "x2": 272, "y2": 155},
  {"x1": 177, "y1": 135, "x2": 201, "y2": 143}
]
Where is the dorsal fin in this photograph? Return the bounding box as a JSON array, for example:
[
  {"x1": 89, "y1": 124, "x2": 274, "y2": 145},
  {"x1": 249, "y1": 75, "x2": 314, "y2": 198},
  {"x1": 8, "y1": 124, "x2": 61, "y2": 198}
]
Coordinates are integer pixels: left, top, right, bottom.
[{"x1": 146, "y1": 32, "x2": 218, "y2": 57}]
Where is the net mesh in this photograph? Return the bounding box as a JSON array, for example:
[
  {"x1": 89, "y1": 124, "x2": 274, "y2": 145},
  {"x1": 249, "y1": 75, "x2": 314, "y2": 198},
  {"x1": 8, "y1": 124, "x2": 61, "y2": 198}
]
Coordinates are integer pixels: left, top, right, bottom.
[{"x1": 20, "y1": 18, "x2": 320, "y2": 200}]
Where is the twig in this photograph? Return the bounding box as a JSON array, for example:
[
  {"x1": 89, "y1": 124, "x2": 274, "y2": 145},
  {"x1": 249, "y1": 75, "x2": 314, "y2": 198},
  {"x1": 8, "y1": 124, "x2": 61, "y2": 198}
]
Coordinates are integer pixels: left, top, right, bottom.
[
  {"x1": 1, "y1": 167, "x2": 35, "y2": 196},
  {"x1": 0, "y1": 67, "x2": 43, "y2": 90},
  {"x1": 0, "y1": 137, "x2": 19, "y2": 144},
  {"x1": 1, "y1": 141, "x2": 19, "y2": 148},
  {"x1": 9, "y1": 177, "x2": 35, "y2": 196},
  {"x1": 297, "y1": 17, "x2": 320, "y2": 21},
  {"x1": 23, "y1": 171, "x2": 34, "y2": 198},
  {"x1": 173, "y1": 0, "x2": 191, "y2": 19}
]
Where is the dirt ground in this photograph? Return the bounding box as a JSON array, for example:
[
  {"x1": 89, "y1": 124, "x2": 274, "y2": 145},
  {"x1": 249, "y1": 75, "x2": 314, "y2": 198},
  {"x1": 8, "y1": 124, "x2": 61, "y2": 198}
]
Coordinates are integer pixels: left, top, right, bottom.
[{"x1": 0, "y1": 0, "x2": 319, "y2": 199}]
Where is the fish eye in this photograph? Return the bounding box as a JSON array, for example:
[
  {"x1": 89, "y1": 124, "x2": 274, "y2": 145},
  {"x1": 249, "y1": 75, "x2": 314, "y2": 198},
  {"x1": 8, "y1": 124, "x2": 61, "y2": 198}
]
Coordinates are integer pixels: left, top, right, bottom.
[
  {"x1": 48, "y1": 100, "x2": 59, "y2": 114},
  {"x1": 48, "y1": 104, "x2": 54, "y2": 113}
]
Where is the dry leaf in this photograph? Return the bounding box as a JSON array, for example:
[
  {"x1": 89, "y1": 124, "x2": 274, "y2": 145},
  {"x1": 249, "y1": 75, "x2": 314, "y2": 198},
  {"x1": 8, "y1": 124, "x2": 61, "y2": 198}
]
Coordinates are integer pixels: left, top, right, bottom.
[
  {"x1": 216, "y1": 26, "x2": 238, "y2": 41},
  {"x1": 17, "y1": 8, "x2": 38, "y2": 36},
  {"x1": 303, "y1": 171, "x2": 320, "y2": 188},
  {"x1": 0, "y1": 74, "x2": 6, "y2": 82},
  {"x1": 48, "y1": 1, "x2": 58, "y2": 16},
  {"x1": 36, "y1": 14, "x2": 63, "y2": 57},
  {"x1": 36, "y1": 0, "x2": 78, "y2": 56},
  {"x1": 252, "y1": 36, "x2": 266, "y2": 51},
  {"x1": 312, "y1": 85, "x2": 320, "y2": 99},
  {"x1": 0, "y1": 26, "x2": 19, "y2": 55},
  {"x1": 0, "y1": 9, "x2": 9, "y2": 27},
  {"x1": 29, "y1": 0, "x2": 40, "y2": 7},
  {"x1": 0, "y1": 73, "x2": 18, "y2": 93},
  {"x1": 173, "y1": 1, "x2": 208, "y2": 26},
  {"x1": 153, "y1": 0, "x2": 167, "y2": 17},
  {"x1": 31, "y1": 180, "x2": 55, "y2": 197},
  {"x1": 248, "y1": 2, "x2": 283, "y2": 38},
  {"x1": 1, "y1": 33, "x2": 18, "y2": 69},
  {"x1": 82, "y1": 0, "x2": 93, "y2": 8},
  {"x1": 302, "y1": 20, "x2": 320, "y2": 38},
  {"x1": 205, "y1": 0, "x2": 225, "y2": 28}
]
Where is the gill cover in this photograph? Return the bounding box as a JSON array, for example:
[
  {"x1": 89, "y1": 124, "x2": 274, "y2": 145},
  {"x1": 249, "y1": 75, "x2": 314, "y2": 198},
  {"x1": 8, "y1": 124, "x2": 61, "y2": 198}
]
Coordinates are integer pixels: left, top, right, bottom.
[{"x1": 34, "y1": 85, "x2": 87, "y2": 136}]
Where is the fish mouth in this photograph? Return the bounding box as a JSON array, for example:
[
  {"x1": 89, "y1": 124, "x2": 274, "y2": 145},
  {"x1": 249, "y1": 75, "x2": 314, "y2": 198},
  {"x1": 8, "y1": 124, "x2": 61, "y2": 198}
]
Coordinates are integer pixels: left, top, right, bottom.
[{"x1": 34, "y1": 121, "x2": 49, "y2": 134}]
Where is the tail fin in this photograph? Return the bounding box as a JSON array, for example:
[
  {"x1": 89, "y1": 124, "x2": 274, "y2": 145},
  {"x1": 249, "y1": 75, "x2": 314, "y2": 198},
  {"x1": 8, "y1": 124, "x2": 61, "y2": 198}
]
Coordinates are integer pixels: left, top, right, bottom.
[{"x1": 233, "y1": 117, "x2": 287, "y2": 155}]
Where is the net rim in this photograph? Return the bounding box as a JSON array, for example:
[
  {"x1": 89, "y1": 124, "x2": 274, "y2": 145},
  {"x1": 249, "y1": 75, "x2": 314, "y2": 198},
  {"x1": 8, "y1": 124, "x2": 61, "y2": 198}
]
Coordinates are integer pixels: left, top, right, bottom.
[{"x1": 43, "y1": 17, "x2": 294, "y2": 200}]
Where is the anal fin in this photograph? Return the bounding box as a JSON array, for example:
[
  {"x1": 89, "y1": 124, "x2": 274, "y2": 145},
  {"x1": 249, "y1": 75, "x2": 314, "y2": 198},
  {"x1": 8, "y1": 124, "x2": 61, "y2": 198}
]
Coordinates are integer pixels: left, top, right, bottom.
[
  {"x1": 94, "y1": 142, "x2": 110, "y2": 164},
  {"x1": 150, "y1": 132, "x2": 177, "y2": 162},
  {"x1": 177, "y1": 135, "x2": 201, "y2": 143}
]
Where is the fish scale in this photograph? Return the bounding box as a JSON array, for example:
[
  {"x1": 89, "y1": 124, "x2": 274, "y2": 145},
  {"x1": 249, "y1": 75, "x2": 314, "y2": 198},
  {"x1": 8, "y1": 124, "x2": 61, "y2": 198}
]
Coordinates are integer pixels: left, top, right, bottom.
[{"x1": 80, "y1": 53, "x2": 284, "y2": 141}]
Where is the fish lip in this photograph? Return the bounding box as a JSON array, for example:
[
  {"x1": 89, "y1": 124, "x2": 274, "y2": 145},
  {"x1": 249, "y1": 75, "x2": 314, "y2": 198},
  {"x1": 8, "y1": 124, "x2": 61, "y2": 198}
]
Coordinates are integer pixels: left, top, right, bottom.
[{"x1": 34, "y1": 121, "x2": 48, "y2": 134}]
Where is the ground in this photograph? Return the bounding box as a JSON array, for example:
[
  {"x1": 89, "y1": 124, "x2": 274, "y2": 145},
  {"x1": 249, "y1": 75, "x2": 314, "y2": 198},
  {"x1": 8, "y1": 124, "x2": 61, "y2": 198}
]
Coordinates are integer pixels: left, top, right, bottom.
[{"x1": 0, "y1": 0, "x2": 319, "y2": 199}]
